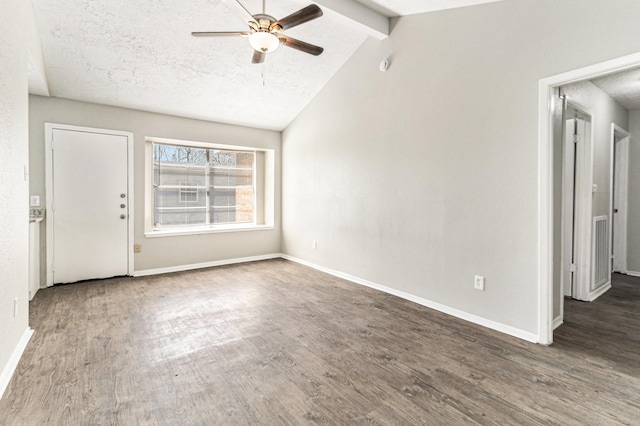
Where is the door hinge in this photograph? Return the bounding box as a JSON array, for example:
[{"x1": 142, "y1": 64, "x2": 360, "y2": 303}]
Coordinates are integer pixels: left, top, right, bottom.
[{"x1": 570, "y1": 263, "x2": 577, "y2": 273}]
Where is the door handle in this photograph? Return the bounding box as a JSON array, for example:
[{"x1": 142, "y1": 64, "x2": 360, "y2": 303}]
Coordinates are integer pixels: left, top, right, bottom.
[{"x1": 120, "y1": 214, "x2": 126, "y2": 219}]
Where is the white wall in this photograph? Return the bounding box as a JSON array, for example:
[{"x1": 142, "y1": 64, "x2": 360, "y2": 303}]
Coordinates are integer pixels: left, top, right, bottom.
[
  {"x1": 0, "y1": 0, "x2": 31, "y2": 393},
  {"x1": 29, "y1": 96, "x2": 281, "y2": 274},
  {"x1": 627, "y1": 110, "x2": 640, "y2": 274},
  {"x1": 282, "y1": 0, "x2": 640, "y2": 338}
]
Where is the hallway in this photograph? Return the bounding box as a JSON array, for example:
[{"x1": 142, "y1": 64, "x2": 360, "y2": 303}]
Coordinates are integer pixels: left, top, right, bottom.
[{"x1": 554, "y1": 273, "x2": 640, "y2": 377}]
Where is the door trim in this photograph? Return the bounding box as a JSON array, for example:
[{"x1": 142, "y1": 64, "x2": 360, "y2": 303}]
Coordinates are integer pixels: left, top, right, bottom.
[
  {"x1": 44, "y1": 123, "x2": 134, "y2": 286},
  {"x1": 538, "y1": 51, "x2": 640, "y2": 345}
]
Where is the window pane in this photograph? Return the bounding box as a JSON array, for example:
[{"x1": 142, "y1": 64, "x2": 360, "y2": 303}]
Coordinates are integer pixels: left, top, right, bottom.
[
  {"x1": 152, "y1": 143, "x2": 255, "y2": 229},
  {"x1": 153, "y1": 144, "x2": 207, "y2": 227},
  {"x1": 209, "y1": 150, "x2": 254, "y2": 225}
]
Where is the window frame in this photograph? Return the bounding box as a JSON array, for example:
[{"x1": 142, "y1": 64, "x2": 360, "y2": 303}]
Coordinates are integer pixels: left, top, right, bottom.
[{"x1": 145, "y1": 137, "x2": 275, "y2": 237}]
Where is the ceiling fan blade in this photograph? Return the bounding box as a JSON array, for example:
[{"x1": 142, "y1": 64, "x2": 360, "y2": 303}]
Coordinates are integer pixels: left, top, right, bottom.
[
  {"x1": 278, "y1": 36, "x2": 324, "y2": 56},
  {"x1": 252, "y1": 50, "x2": 266, "y2": 64},
  {"x1": 191, "y1": 31, "x2": 250, "y2": 37},
  {"x1": 272, "y1": 4, "x2": 323, "y2": 31},
  {"x1": 222, "y1": 0, "x2": 257, "y2": 26}
]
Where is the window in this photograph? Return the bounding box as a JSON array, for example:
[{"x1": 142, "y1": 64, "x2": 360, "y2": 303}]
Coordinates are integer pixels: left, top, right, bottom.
[
  {"x1": 152, "y1": 142, "x2": 256, "y2": 229},
  {"x1": 179, "y1": 183, "x2": 199, "y2": 203}
]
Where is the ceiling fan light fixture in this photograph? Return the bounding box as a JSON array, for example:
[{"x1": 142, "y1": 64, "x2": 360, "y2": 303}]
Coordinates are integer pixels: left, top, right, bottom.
[{"x1": 249, "y1": 31, "x2": 280, "y2": 53}]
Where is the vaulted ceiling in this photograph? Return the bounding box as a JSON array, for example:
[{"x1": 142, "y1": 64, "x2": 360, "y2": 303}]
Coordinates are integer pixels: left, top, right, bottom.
[{"x1": 29, "y1": 0, "x2": 504, "y2": 130}]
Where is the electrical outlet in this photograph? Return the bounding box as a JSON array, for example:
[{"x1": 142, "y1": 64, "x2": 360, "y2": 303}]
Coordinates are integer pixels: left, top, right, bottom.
[
  {"x1": 474, "y1": 275, "x2": 485, "y2": 291},
  {"x1": 134, "y1": 244, "x2": 141, "y2": 253},
  {"x1": 312, "y1": 240, "x2": 317, "y2": 250}
]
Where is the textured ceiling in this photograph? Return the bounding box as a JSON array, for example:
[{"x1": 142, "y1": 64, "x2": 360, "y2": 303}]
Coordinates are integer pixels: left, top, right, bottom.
[
  {"x1": 591, "y1": 67, "x2": 640, "y2": 111},
  {"x1": 30, "y1": 0, "x2": 507, "y2": 131},
  {"x1": 31, "y1": 0, "x2": 369, "y2": 130}
]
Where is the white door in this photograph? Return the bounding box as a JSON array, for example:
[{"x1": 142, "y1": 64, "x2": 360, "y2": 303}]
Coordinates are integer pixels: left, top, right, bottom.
[
  {"x1": 51, "y1": 128, "x2": 130, "y2": 284},
  {"x1": 569, "y1": 116, "x2": 595, "y2": 302},
  {"x1": 612, "y1": 132, "x2": 629, "y2": 273},
  {"x1": 561, "y1": 114, "x2": 592, "y2": 299}
]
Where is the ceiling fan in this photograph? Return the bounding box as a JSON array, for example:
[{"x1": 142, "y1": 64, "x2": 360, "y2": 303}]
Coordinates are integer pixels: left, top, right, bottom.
[{"x1": 192, "y1": 0, "x2": 324, "y2": 64}]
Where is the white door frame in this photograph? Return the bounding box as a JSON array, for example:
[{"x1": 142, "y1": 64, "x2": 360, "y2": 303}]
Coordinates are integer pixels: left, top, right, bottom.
[
  {"x1": 44, "y1": 123, "x2": 135, "y2": 286},
  {"x1": 538, "y1": 51, "x2": 640, "y2": 345},
  {"x1": 560, "y1": 116, "x2": 576, "y2": 300},
  {"x1": 610, "y1": 123, "x2": 630, "y2": 274}
]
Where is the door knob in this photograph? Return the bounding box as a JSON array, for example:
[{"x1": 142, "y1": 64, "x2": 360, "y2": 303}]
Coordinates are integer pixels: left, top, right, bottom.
[{"x1": 120, "y1": 214, "x2": 126, "y2": 219}]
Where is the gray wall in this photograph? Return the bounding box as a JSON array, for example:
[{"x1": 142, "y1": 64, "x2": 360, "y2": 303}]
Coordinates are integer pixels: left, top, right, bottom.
[
  {"x1": 627, "y1": 110, "x2": 640, "y2": 273},
  {"x1": 0, "y1": 0, "x2": 31, "y2": 387},
  {"x1": 282, "y1": 0, "x2": 640, "y2": 336},
  {"x1": 29, "y1": 96, "x2": 282, "y2": 274},
  {"x1": 562, "y1": 81, "x2": 628, "y2": 218}
]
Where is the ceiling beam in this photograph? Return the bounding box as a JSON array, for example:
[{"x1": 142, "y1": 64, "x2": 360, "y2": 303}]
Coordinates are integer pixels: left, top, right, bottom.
[
  {"x1": 313, "y1": 0, "x2": 389, "y2": 40},
  {"x1": 26, "y1": 0, "x2": 50, "y2": 96}
]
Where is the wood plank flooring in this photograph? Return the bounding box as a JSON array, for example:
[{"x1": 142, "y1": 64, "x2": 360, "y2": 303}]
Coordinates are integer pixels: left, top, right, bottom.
[{"x1": 1, "y1": 260, "x2": 639, "y2": 425}]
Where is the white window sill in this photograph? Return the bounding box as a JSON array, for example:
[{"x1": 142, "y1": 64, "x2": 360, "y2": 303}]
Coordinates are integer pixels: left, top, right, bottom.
[{"x1": 145, "y1": 224, "x2": 274, "y2": 238}]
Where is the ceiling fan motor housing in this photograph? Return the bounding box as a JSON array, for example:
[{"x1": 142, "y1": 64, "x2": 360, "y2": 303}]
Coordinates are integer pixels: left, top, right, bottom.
[
  {"x1": 249, "y1": 14, "x2": 280, "y2": 53},
  {"x1": 252, "y1": 14, "x2": 280, "y2": 33}
]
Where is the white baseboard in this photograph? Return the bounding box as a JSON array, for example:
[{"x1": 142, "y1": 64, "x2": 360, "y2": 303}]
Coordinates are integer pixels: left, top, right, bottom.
[
  {"x1": 280, "y1": 255, "x2": 539, "y2": 344},
  {"x1": 132, "y1": 253, "x2": 282, "y2": 277},
  {"x1": 0, "y1": 328, "x2": 34, "y2": 400},
  {"x1": 588, "y1": 282, "x2": 611, "y2": 301},
  {"x1": 552, "y1": 316, "x2": 563, "y2": 330},
  {"x1": 134, "y1": 253, "x2": 540, "y2": 343},
  {"x1": 625, "y1": 270, "x2": 640, "y2": 278}
]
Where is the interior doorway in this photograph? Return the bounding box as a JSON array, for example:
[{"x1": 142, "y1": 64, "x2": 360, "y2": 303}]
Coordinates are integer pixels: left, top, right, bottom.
[{"x1": 538, "y1": 52, "x2": 640, "y2": 345}]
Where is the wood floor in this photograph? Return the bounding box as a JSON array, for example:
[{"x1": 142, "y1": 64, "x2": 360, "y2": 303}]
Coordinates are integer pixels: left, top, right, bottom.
[{"x1": 1, "y1": 260, "x2": 639, "y2": 425}]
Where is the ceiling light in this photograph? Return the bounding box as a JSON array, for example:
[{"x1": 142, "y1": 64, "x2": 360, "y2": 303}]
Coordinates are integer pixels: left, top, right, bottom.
[{"x1": 249, "y1": 32, "x2": 280, "y2": 53}]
